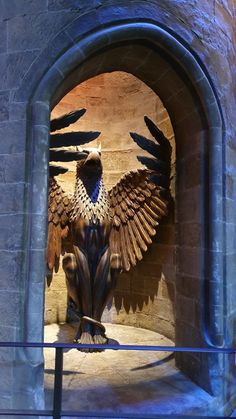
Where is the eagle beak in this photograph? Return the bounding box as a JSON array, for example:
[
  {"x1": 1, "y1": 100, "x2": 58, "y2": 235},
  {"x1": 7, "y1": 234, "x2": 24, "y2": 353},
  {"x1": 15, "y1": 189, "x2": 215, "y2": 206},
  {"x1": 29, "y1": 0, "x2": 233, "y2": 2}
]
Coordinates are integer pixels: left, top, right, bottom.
[{"x1": 85, "y1": 151, "x2": 101, "y2": 166}]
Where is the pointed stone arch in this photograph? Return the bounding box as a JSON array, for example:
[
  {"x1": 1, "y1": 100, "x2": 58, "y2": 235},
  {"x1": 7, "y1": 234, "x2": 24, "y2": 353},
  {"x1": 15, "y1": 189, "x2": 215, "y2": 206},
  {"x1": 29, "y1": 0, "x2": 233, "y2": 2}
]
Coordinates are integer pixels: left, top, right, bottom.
[{"x1": 17, "y1": 7, "x2": 225, "y2": 401}]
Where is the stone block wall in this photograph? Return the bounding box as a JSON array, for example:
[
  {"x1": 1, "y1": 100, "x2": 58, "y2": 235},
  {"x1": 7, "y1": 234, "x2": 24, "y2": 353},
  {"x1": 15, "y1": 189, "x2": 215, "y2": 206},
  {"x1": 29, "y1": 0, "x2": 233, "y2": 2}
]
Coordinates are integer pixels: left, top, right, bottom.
[
  {"x1": 46, "y1": 71, "x2": 176, "y2": 340},
  {"x1": 0, "y1": 0, "x2": 235, "y2": 413}
]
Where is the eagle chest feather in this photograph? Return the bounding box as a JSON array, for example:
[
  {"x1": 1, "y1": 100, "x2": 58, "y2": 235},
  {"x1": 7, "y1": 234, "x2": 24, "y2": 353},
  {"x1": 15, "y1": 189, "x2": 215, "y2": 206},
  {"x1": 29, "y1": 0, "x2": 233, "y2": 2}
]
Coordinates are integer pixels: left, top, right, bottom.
[{"x1": 71, "y1": 176, "x2": 110, "y2": 223}]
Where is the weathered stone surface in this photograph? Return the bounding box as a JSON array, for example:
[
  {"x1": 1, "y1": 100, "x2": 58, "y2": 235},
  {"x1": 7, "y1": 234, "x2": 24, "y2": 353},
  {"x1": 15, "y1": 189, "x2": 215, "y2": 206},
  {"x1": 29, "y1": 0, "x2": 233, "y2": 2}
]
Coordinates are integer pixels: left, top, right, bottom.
[
  {"x1": 178, "y1": 222, "x2": 201, "y2": 247},
  {"x1": 176, "y1": 274, "x2": 200, "y2": 299},
  {"x1": 182, "y1": 153, "x2": 201, "y2": 189},
  {"x1": 0, "y1": 22, "x2": 6, "y2": 53},
  {"x1": 0, "y1": 251, "x2": 22, "y2": 290},
  {"x1": 225, "y1": 198, "x2": 235, "y2": 222},
  {"x1": 14, "y1": 30, "x2": 74, "y2": 103},
  {"x1": 225, "y1": 253, "x2": 236, "y2": 284},
  {"x1": 176, "y1": 320, "x2": 202, "y2": 347},
  {"x1": 0, "y1": 153, "x2": 25, "y2": 183},
  {"x1": 48, "y1": 0, "x2": 102, "y2": 11},
  {"x1": 0, "y1": 120, "x2": 26, "y2": 153},
  {"x1": 175, "y1": 352, "x2": 212, "y2": 394},
  {"x1": 7, "y1": 11, "x2": 80, "y2": 51},
  {"x1": 226, "y1": 143, "x2": 236, "y2": 177},
  {"x1": 0, "y1": 0, "x2": 48, "y2": 20},
  {"x1": 0, "y1": 90, "x2": 9, "y2": 121},
  {"x1": 225, "y1": 221, "x2": 236, "y2": 254},
  {"x1": 177, "y1": 246, "x2": 201, "y2": 277},
  {"x1": 7, "y1": 50, "x2": 39, "y2": 89},
  {"x1": 0, "y1": 363, "x2": 14, "y2": 395},
  {"x1": 177, "y1": 187, "x2": 201, "y2": 223},
  {"x1": 161, "y1": 281, "x2": 175, "y2": 301},
  {"x1": 28, "y1": 249, "x2": 47, "y2": 285},
  {"x1": 0, "y1": 214, "x2": 24, "y2": 251},
  {"x1": 175, "y1": 130, "x2": 204, "y2": 161},
  {"x1": 176, "y1": 294, "x2": 196, "y2": 326},
  {"x1": 0, "y1": 291, "x2": 20, "y2": 327},
  {"x1": 30, "y1": 215, "x2": 47, "y2": 250},
  {"x1": 154, "y1": 223, "x2": 175, "y2": 245},
  {"x1": 0, "y1": 54, "x2": 7, "y2": 91},
  {"x1": 225, "y1": 174, "x2": 236, "y2": 200},
  {"x1": 0, "y1": 325, "x2": 17, "y2": 341},
  {"x1": 147, "y1": 243, "x2": 175, "y2": 266},
  {"x1": 9, "y1": 101, "x2": 27, "y2": 121}
]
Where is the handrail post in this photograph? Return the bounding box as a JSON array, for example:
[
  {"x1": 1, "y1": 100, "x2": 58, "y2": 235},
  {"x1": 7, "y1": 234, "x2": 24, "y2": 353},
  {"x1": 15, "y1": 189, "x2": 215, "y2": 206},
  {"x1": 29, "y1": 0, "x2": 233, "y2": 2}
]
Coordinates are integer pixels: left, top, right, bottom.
[{"x1": 53, "y1": 347, "x2": 63, "y2": 419}]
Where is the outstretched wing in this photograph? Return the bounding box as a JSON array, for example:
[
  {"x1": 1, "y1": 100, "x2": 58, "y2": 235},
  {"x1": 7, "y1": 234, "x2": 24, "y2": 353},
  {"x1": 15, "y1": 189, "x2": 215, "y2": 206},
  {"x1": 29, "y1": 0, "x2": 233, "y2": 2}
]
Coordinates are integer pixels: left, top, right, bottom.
[
  {"x1": 109, "y1": 116, "x2": 171, "y2": 272},
  {"x1": 47, "y1": 108, "x2": 101, "y2": 282},
  {"x1": 47, "y1": 176, "x2": 72, "y2": 276},
  {"x1": 50, "y1": 109, "x2": 86, "y2": 132}
]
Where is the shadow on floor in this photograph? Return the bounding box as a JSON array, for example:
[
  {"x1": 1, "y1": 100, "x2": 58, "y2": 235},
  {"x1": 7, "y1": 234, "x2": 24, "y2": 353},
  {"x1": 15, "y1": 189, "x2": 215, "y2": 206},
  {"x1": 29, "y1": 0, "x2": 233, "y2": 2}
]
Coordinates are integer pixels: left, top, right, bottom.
[
  {"x1": 131, "y1": 353, "x2": 174, "y2": 371},
  {"x1": 45, "y1": 372, "x2": 214, "y2": 416}
]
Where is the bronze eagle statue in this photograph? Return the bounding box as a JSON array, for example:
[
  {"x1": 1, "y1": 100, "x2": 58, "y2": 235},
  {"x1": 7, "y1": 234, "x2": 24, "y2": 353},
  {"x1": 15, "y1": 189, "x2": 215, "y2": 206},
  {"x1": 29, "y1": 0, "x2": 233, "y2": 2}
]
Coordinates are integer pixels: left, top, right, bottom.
[{"x1": 47, "y1": 109, "x2": 172, "y2": 349}]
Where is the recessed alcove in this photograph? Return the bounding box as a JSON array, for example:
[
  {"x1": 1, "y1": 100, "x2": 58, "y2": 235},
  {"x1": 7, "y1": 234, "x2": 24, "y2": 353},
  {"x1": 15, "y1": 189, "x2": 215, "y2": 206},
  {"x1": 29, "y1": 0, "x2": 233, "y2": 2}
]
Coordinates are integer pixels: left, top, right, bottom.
[
  {"x1": 45, "y1": 71, "x2": 176, "y2": 342},
  {"x1": 43, "y1": 62, "x2": 216, "y2": 415},
  {"x1": 43, "y1": 38, "x2": 211, "y2": 393},
  {"x1": 44, "y1": 68, "x2": 217, "y2": 415},
  {"x1": 36, "y1": 30, "x2": 229, "y2": 415}
]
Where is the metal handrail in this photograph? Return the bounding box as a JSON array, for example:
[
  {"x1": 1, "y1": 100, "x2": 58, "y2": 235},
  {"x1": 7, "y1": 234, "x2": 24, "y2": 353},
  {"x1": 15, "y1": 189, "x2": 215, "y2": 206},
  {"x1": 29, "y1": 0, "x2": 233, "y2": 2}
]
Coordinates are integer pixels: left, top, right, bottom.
[
  {"x1": 0, "y1": 341, "x2": 234, "y2": 418},
  {"x1": 0, "y1": 340, "x2": 235, "y2": 352}
]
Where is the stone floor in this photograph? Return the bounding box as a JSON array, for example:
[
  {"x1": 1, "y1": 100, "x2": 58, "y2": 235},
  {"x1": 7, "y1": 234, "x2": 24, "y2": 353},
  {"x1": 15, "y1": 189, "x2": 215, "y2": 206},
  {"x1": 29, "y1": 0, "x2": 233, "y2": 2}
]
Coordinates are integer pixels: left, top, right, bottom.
[{"x1": 44, "y1": 323, "x2": 220, "y2": 418}]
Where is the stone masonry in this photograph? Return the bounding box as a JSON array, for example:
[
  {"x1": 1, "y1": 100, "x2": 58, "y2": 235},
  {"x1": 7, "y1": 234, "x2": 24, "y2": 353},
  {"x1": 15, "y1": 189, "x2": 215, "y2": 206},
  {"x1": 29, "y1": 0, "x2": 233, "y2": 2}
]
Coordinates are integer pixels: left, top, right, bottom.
[{"x1": 0, "y1": 0, "x2": 235, "y2": 414}]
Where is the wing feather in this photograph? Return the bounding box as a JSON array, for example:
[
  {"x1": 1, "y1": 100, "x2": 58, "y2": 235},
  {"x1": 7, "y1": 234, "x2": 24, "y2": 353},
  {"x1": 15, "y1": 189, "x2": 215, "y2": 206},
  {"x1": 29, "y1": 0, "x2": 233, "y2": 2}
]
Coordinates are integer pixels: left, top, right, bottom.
[
  {"x1": 140, "y1": 207, "x2": 159, "y2": 227},
  {"x1": 47, "y1": 177, "x2": 72, "y2": 279},
  {"x1": 128, "y1": 222, "x2": 143, "y2": 261},
  {"x1": 47, "y1": 223, "x2": 56, "y2": 271},
  {"x1": 149, "y1": 200, "x2": 167, "y2": 218},
  {"x1": 124, "y1": 225, "x2": 136, "y2": 268},
  {"x1": 109, "y1": 117, "x2": 171, "y2": 272},
  {"x1": 143, "y1": 202, "x2": 160, "y2": 220},
  {"x1": 134, "y1": 213, "x2": 153, "y2": 244},
  {"x1": 110, "y1": 227, "x2": 121, "y2": 254},
  {"x1": 120, "y1": 224, "x2": 130, "y2": 271},
  {"x1": 50, "y1": 109, "x2": 86, "y2": 132},
  {"x1": 131, "y1": 218, "x2": 148, "y2": 252}
]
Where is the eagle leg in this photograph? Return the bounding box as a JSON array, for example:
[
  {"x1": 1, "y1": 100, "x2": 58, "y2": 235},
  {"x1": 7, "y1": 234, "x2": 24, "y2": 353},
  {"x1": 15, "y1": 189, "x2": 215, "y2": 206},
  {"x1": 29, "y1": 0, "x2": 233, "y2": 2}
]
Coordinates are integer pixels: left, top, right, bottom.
[
  {"x1": 62, "y1": 253, "x2": 80, "y2": 309},
  {"x1": 93, "y1": 251, "x2": 121, "y2": 345},
  {"x1": 63, "y1": 246, "x2": 94, "y2": 351}
]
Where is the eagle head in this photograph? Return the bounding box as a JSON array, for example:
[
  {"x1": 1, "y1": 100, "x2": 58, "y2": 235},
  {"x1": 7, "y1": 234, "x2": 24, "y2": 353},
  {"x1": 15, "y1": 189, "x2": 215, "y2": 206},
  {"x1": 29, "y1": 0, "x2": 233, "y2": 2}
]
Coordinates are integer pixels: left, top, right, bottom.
[{"x1": 76, "y1": 145, "x2": 102, "y2": 177}]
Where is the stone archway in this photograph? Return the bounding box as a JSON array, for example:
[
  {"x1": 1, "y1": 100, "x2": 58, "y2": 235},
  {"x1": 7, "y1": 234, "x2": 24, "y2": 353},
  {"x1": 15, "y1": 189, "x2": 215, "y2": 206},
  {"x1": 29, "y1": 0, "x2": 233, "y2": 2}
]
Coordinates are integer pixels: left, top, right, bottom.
[{"x1": 17, "y1": 12, "x2": 226, "y2": 409}]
